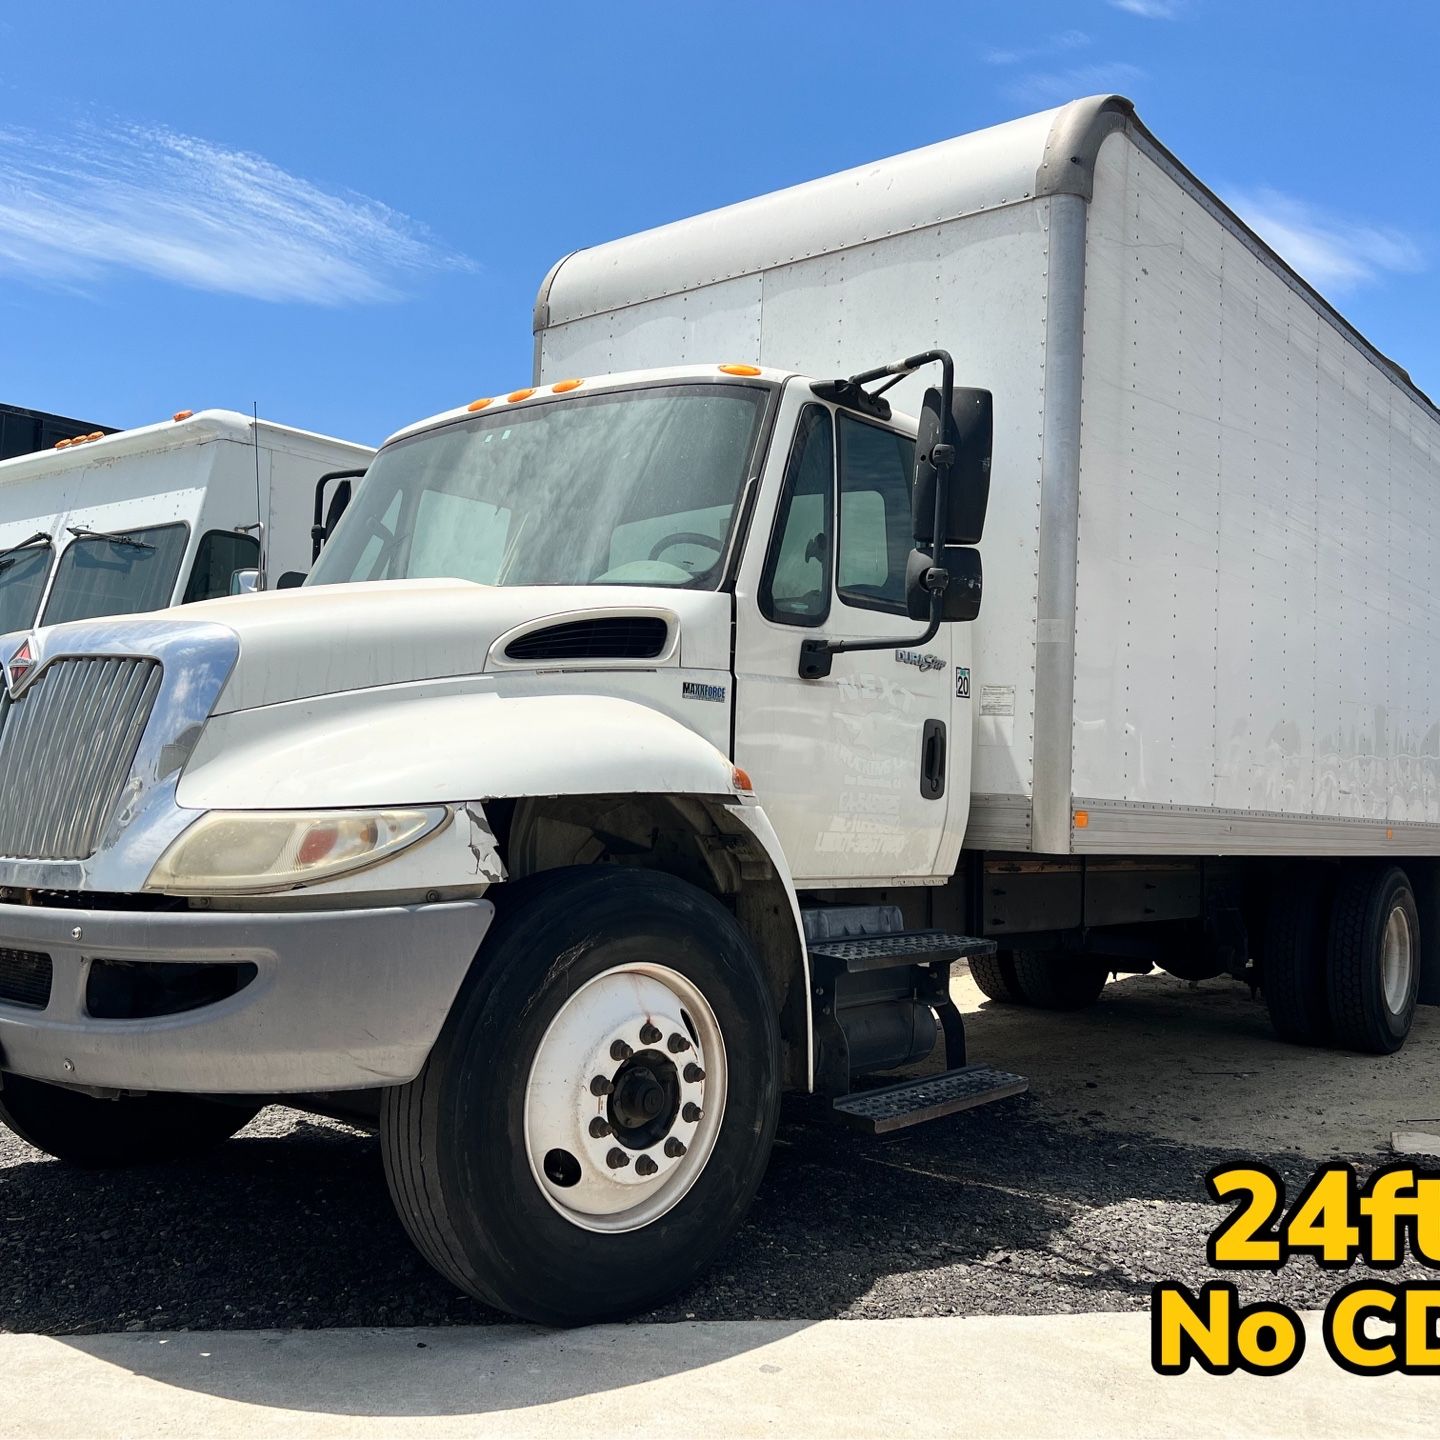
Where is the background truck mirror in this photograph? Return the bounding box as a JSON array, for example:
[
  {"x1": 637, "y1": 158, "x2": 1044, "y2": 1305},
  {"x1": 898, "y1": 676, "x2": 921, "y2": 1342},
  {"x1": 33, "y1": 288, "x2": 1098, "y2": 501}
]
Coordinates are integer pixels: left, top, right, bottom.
[
  {"x1": 905, "y1": 545, "x2": 981, "y2": 622},
  {"x1": 912, "y1": 387, "x2": 992, "y2": 546},
  {"x1": 276, "y1": 571, "x2": 306, "y2": 590}
]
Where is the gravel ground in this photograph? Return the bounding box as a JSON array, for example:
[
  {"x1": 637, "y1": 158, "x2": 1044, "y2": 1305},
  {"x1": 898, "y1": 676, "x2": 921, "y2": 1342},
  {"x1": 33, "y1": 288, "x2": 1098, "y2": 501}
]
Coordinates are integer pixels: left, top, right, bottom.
[
  {"x1": 4, "y1": 969, "x2": 1435, "y2": 1334},
  {"x1": 1, "y1": 1085, "x2": 1429, "y2": 1335}
]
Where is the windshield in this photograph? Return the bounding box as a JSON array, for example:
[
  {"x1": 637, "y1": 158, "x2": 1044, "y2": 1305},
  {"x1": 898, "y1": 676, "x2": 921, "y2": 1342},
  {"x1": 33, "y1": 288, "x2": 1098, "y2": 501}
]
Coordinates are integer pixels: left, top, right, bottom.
[
  {"x1": 0, "y1": 542, "x2": 53, "y2": 634},
  {"x1": 41, "y1": 524, "x2": 189, "y2": 627},
  {"x1": 309, "y1": 382, "x2": 770, "y2": 590}
]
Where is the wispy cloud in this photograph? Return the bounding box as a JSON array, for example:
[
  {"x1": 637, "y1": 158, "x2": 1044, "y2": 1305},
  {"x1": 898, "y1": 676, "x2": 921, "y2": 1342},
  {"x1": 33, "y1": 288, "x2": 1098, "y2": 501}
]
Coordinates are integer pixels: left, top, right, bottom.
[
  {"x1": 0, "y1": 120, "x2": 473, "y2": 304},
  {"x1": 1226, "y1": 186, "x2": 1423, "y2": 292},
  {"x1": 1004, "y1": 61, "x2": 1145, "y2": 107},
  {"x1": 1108, "y1": 0, "x2": 1183, "y2": 17},
  {"x1": 985, "y1": 29, "x2": 1090, "y2": 67}
]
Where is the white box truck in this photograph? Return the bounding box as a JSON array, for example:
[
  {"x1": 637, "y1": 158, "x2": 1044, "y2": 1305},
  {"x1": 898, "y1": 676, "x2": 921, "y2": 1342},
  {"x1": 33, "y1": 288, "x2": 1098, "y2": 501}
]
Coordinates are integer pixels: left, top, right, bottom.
[
  {"x1": 0, "y1": 409, "x2": 372, "y2": 636},
  {"x1": 0, "y1": 96, "x2": 1432, "y2": 1324}
]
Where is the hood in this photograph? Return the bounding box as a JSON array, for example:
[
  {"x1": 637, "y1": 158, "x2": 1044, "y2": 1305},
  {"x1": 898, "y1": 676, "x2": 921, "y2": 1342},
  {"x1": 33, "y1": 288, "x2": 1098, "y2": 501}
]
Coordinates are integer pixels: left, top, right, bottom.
[{"x1": 134, "y1": 579, "x2": 732, "y2": 714}]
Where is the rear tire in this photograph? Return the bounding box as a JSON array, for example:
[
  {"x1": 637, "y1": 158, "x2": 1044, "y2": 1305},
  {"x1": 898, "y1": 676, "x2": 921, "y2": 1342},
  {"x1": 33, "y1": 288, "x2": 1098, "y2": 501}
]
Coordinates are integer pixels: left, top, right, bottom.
[
  {"x1": 1325, "y1": 864, "x2": 1419, "y2": 1055},
  {"x1": 381, "y1": 867, "x2": 781, "y2": 1325},
  {"x1": 1009, "y1": 950, "x2": 1109, "y2": 1010},
  {"x1": 0, "y1": 1075, "x2": 259, "y2": 1166},
  {"x1": 1262, "y1": 868, "x2": 1332, "y2": 1045},
  {"x1": 969, "y1": 950, "x2": 1024, "y2": 1003}
]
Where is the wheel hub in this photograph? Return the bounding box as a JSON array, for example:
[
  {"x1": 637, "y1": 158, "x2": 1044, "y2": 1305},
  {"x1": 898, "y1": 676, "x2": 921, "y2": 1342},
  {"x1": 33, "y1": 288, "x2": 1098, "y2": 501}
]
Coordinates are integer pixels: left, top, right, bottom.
[{"x1": 524, "y1": 962, "x2": 727, "y2": 1233}]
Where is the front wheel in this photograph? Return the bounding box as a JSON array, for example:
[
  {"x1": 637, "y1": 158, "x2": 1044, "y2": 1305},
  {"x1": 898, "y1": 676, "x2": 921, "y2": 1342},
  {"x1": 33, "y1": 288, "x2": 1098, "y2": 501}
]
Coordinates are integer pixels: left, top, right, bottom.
[
  {"x1": 0, "y1": 1075, "x2": 259, "y2": 1166},
  {"x1": 381, "y1": 867, "x2": 781, "y2": 1325}
]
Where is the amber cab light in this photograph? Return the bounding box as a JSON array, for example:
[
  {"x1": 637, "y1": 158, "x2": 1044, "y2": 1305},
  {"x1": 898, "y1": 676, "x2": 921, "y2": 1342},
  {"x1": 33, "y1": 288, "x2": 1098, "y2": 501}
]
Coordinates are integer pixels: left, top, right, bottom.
[
  {"x1": 507, "y1": 387, "x2": 536, "y2": 403},
  {"x1": 551, "y1": 378, "x2": 584, "y2": 393},
  {"x1": 718, "y1": 363, "x2": 762, "y2": 376}
]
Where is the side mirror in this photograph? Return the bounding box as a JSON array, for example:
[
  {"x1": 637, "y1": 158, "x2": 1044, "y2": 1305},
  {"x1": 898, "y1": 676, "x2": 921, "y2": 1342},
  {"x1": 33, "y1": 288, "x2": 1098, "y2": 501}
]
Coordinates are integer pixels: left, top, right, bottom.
[
  {"x1": 229, "y1": 568, "x2": 260, "y2": 596},
  {"x1": 905, "y1": 546, "x2": 981, "y2": 623},
  {"x1": 276, "y1": 571, "x2": 306, "y2": 590},
  {"x1": 912, "y1": 386, "x2": 992, "y2": 546}
]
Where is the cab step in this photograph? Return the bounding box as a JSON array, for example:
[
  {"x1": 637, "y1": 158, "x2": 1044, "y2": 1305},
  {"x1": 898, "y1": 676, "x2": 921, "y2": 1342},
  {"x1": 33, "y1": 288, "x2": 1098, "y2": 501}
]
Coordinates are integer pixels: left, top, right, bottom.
[
  {"x1": 831, "y1": 1063, "x2": 1029, "y2": 1134},
  {"x1": 807, "y1": 928, "x2": 996, "y2": 977}
]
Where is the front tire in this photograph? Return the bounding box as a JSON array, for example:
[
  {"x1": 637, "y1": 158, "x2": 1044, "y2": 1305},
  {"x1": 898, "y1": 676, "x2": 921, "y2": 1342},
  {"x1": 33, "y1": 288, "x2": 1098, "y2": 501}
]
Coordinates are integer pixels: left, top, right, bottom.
[
  {"x1": 0, "y1": 1075, "x2": 259, "y2": 1166},
  {"x1": 381, "y1": 867, "x2": 781, "y2": 1325},
  {"x1": 1325, "y1": 864, "x2": 1419, "y2": 1055}
]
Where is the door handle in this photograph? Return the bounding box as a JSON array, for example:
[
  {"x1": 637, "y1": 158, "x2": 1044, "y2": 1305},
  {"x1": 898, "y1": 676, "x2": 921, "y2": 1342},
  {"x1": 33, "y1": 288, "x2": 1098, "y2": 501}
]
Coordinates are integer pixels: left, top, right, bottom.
[{"x1": 920, "y1": 719, "x2": 946, "y2": 800}]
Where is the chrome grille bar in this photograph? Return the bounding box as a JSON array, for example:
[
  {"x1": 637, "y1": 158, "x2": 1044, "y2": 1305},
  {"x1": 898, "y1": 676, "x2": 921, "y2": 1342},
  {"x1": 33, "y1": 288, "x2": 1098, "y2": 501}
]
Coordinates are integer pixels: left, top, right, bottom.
[{"x1": 0, "y1": 657, "x2": 163, "y2": 861}]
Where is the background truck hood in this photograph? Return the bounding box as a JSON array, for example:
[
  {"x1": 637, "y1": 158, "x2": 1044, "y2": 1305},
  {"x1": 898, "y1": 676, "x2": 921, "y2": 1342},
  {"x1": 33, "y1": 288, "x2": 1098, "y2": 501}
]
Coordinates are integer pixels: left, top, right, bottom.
[{"x1": 153, "y1": 579, "x2": 731, "y2": 715}]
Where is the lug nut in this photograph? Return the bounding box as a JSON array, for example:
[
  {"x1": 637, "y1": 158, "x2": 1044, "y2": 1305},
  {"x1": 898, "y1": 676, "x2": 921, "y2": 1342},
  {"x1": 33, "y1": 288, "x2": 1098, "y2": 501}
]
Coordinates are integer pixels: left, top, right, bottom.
[
  {"x1": 664, "y1": 1138, "x2": 687, "y2": 1158},
  {"x1": 682, "y1": 1103, "x2": 703, "y2": 1124},
  {"x1": 590, "y1": 1075, "x2": 614, "y2": 1096},
  {"x1": 610, "y1": 1039, "x2": 634, "y2": 1062},
  {"x1": 683, "y1": 1063, "x2": 706, "y2": 1084},
  {"x1": 635, "y1": 1155, "x2": 659, "y2": 1177},
  {"x1": 666, "y1": 1032, "x2": 691, "y2": 1053},
  {"x1": 606, "y1": 1148, "x2": 630, "y2": 1169},
  {"x1": 589, "y1": 1117, "x2": 612, "y2": 1139},
  {"x1": 639, "y1": 1022, "x2": 662, "y2": 1045}
]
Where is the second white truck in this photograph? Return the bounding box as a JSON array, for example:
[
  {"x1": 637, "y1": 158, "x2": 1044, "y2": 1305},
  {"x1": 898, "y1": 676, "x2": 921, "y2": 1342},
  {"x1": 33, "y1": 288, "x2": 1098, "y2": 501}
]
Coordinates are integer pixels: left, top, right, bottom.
[{"x1": 0, "y1": 96, "x2": 1433, "y2": 1325}]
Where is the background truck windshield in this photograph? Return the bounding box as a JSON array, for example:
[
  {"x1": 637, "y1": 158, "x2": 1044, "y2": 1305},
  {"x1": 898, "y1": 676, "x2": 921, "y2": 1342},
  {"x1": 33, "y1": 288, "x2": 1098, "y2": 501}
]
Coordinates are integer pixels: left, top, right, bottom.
[
  {"x1": 41, "y1": 525, "x2": 189, "y2": 627},
  {"x1": 0, "y1": 542, "x2": 53, "y2": 635},
  {"x1": 308, "y1": 382, "x2": 769, "y2": 589}
]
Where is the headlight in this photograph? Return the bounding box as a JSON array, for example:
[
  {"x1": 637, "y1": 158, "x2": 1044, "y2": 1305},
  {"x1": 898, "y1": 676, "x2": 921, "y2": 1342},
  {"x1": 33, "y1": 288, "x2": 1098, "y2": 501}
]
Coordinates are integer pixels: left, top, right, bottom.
[{"x1": 145, "y1": 806, "x2": 448, "y2": 894}]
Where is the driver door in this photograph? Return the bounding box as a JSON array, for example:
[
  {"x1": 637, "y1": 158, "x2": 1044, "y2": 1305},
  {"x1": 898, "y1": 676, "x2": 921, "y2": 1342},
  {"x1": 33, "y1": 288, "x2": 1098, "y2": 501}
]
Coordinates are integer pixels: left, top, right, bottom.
[{"x1": 733, "y1": 381, "x2": 955, "y2": 886}]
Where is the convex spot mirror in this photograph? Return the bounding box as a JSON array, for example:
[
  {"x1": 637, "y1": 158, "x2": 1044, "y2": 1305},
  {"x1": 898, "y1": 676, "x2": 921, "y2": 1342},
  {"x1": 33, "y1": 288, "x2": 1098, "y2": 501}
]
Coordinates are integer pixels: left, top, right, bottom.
[
  {"x1": 906, "y1": 545, "x2": 982, "y2": 623},
  {"x1": 912, "y1": 386, "x2": 992, "y2": 546}
]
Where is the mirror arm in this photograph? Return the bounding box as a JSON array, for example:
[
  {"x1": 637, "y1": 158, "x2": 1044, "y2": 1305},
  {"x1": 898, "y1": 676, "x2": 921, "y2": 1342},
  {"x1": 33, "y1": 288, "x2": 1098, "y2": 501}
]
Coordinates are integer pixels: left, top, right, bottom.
[{"x1": 798, "y1": 352, "x2": 956, "y2": 680}]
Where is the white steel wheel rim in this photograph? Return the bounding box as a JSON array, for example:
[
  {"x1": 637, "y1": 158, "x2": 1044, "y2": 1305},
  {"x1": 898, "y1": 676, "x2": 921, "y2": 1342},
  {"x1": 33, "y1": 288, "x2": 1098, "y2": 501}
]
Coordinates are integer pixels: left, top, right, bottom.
[
  {"x1": 524, "y1": 961, "x2": 728, "y2": 1234},
  {"x1": 1381, "y1": 905, "x2": 1414, "y2": 1015}
]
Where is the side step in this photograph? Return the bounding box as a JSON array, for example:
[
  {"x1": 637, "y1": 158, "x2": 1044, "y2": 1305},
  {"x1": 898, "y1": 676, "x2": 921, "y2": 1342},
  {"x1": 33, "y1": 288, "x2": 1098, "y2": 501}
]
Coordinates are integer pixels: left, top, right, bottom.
[
  {"x1": 807, "y1": 928, "x2": 997, "y2": 976},
  {"x1": 831, "y1": 1064, "x2": 1028, "y2": 1134}
]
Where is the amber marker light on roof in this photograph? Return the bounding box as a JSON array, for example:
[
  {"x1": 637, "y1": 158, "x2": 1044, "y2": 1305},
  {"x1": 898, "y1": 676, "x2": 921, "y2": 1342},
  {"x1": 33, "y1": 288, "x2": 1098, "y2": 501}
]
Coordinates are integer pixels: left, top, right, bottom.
[
  {"x1": 467, "y1": 398, "x2": 493, "y2": 412},
  {"x1": 86, "y1": 432, "x2": 104, "y2": 441},
  {"x1": 55, "y1": 438, "x2": 73, "y2": 449},
  {"x1": 173, "y1": 410, "x2": 193, "y2": 422},
  {"x1": 507, "y1": 387, "x2": 536, "y2": 403},
  {"x1": 551, "y1": 378, "x2": 584, "y2": 393},
  {"x1": 718, "y1": 364, "x2": 762, "y2": 376}
]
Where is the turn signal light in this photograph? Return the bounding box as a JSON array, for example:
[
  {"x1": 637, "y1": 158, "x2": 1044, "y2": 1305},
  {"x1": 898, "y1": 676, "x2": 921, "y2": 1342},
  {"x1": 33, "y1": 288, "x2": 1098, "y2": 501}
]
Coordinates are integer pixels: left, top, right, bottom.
[
  {"x1": 507, "y1": 387, "x2": 536, "y2": 403},
  {"x1": 551, "y1": 378, "x2": 584, "y2": 393},
  {"x1": 732, "y1": 766, "x2": 754, "y2": 792},
  {"x1": 718, "y1": 363, "x2": 762, "y2": 377}
]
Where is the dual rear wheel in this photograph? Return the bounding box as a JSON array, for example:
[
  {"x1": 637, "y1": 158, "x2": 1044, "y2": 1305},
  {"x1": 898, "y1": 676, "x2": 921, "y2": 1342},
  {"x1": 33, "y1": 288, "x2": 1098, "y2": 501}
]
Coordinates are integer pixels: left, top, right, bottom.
[{"x1": 1264, "y1": 863, "x2": 1419, "y2": 1054}]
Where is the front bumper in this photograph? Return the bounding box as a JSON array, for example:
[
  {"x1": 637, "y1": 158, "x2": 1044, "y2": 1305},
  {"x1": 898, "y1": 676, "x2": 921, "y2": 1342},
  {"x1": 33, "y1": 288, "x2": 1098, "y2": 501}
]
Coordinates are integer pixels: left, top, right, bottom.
[{"x1": 0, "y1": 898, "x2": 493, "y2": 1094}]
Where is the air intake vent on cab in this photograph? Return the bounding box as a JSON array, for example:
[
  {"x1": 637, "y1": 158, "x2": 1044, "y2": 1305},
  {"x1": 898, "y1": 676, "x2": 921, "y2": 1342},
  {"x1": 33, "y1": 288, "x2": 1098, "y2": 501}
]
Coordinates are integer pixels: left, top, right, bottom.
[{"x1": 503, "y1": 615, "x2": 670, "y2": 663}]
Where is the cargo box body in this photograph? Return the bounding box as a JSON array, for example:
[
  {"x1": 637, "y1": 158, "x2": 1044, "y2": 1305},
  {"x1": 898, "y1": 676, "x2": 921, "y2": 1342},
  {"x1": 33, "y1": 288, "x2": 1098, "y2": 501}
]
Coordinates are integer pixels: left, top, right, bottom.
[{"x1": 534, "y1": 96, "x2": 1440, "y2": 859}]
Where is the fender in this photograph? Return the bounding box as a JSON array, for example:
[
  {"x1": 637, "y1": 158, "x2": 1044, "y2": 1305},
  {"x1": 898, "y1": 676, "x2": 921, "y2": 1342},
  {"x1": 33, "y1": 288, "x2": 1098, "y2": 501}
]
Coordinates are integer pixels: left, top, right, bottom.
[{"x1": 176, "y1": 685, "x2": 814, "y2": 1087}]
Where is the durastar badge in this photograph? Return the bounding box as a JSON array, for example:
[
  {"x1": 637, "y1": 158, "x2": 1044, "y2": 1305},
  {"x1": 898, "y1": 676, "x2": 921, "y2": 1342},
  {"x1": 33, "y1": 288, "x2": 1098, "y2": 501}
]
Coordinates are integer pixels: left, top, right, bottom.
[{"x1": 4, "y1": 639, "x2": 36, "y2": 696}]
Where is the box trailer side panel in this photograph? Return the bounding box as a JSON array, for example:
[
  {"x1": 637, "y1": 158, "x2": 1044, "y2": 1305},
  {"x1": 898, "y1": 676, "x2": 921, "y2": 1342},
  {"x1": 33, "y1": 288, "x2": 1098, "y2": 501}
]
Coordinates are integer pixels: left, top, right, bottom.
[{"x1": 1072, "y1": 128, "x2": 1440, "y2": 854}]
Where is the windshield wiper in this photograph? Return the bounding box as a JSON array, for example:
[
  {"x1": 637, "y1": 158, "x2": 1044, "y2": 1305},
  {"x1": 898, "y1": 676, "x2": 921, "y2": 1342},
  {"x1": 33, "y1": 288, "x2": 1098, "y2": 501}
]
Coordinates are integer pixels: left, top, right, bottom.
[
  {"x1": 66, "y1": 526, "x2": 154, "y2": 552},
  {"x1": 0, "y1": 531, "x2": 51, "y2": 563}
]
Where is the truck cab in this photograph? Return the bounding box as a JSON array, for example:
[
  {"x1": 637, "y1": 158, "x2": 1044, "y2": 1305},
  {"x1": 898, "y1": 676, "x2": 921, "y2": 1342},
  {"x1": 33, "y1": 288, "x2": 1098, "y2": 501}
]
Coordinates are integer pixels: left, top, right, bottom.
[{"x1": 0, "y1": 361, "x2": 1002, "y2": 1326}]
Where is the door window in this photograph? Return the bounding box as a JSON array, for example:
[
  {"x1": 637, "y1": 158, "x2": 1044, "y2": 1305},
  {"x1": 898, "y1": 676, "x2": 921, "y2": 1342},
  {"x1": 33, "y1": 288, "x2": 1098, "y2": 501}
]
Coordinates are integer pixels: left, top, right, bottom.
[
  {"x1": 760, "y1": 404, "x2": 833, "y2": 626},
  {"x1": 836, "y1": 414, "x2": 915, "y2": 613},
  {"x1": 183, "y1": 530, "x2": 259, "y2": 603}
]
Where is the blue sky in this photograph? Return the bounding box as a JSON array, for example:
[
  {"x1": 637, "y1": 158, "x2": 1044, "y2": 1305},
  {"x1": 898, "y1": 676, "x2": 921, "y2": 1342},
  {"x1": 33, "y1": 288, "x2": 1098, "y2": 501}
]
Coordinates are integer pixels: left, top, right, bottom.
[{"x1": 2, "y1": 1, "x2": 1437, "y2": 445}]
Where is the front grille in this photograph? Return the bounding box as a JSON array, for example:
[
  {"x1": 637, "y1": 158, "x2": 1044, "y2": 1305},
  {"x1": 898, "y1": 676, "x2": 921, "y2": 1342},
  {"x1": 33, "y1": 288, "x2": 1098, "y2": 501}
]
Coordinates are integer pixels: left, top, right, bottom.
[
  {"x1": 0, "y1": 656, "x2": 162, "y2": 861},
  {"x1": 0, "y1": 947, "x2": 52, "y2": 1009},
  {"x1": 504, "y1": 616, "x2": 669, "y2": 662}
]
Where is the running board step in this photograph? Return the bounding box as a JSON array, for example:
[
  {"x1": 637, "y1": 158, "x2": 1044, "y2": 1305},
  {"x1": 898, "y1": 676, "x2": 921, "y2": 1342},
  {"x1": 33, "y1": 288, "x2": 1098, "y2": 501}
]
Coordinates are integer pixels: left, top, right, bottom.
[
  {"x1": 807, "y1": 929, "x2": 997, "y2": 976},
  {"x1": 831, "y1": 1064, "x2": 1028, "y2": 1134}
]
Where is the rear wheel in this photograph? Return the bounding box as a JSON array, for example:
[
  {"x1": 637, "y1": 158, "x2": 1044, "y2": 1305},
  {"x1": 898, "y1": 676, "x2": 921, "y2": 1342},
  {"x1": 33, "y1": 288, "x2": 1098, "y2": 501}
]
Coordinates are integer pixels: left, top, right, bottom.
[
  {"x1": 969, "y1": 950, "x2": 1024, "y2": 1003},
  {"x1": 1009, "y1": 949, "x2": 1109, "y2": 1011},
  {"x1": 381, "y1": 867, "x2": 781, "y2": 1325},
  {"x1": 0, "y1": 1076, "x2": 259, "y2": 1166},
  {"x1": 1262, "y1": 867, "x2": 1332, "y2": 1045},
  {"x1": 1325, "y1": 864, "x2": 1419, "y2": 1055}
]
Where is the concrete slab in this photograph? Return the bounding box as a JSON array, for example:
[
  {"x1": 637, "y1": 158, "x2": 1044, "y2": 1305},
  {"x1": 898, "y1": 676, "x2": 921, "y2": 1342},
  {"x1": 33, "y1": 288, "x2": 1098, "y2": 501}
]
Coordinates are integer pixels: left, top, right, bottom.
[{"x1": 0, "y1": 1314, "x2": 1429, "y2": 1439}]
